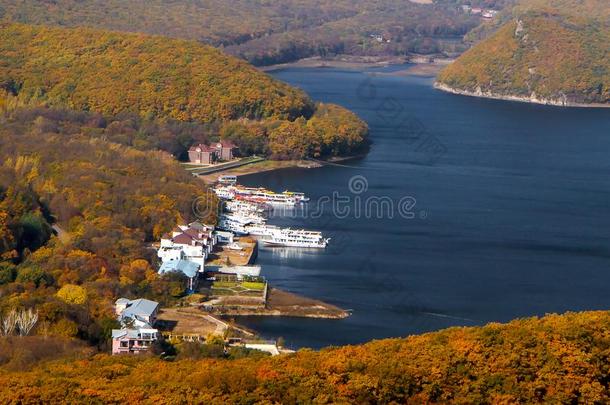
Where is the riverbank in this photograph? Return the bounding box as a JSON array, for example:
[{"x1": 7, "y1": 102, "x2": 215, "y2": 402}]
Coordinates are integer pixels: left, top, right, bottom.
[
  {"x1": 197, "y1": 159, "x2": 318, "y2": 183},
  {"x1": 197, "y1": 154, "x2": 366, "y2": 183},
  {"x1": 434, "y1": 82, "x2": 610, "y2": 108},
  {"x1": 370, "y1": 63, "x2": 447, "y2": 77},
  {"x1": 259, "y1": 54, "x2": 454, "y2": 73},
  {"x1": 259, "y1": 56, "x2": 408, "y2": 72},
  {"x1": 210, "y1": 287, "x2": 349, "y2": 319}
]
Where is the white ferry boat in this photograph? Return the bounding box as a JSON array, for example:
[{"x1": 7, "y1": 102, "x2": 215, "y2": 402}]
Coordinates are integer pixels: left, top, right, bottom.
[
  {"x1": 262, "y1": 228, "x2": 329, "y2": 248},
  {"x1": 217, "y1": 218, "x2": 249, "y2": 236},
  {"x1": 234, "y1": 187, "x2": 297, "y2": 206},
  {"x1": 282, "y1": 191, "x2": 310, "y2": 203},
  {"x1": 218, "y1": 175, "x2": 237, "y2": 185},
  {"x1": 221, "y1": 213, "x2": 265, "y2": 225},
  {"x1": 244, "y1": 224, "x2": 281, "y2": 236},
  {"x1": 214, "y1": 184, "x2": 308, "y2": 206},
  {"x1": 225, "y1": 200, "x2": 266, "y2": 215},
  {"x1": 214, "y1": 186, "x2": 235, "y2": 200}
]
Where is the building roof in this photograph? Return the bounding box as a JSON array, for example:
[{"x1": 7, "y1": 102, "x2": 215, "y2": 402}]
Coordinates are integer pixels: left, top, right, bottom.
[
  {"x1": 218, "y1": 140, "x2": 237, "y2": 148},
  {"x1": 189, "y1": 143, "x2": 217, "y2": 153},
  {"x1": 111, "y1": 329, "x2": 128, "y2": 339},
  {"x1": 172, "y1": 232, "x2": 194, "y2": 245},
  {"x1": 188, "y1": 221, "x2": 211, "y2": 231},
  {"x1": 120, "y1": 298, "x2": 159, "y2": 319},
  {"x1": 183, "y1": 228, "x2": 202, "y2": 239},
  {"x1": 158, "y1": 259, "x2": 200, "y2": 278},
  {"x1": 112, "y1": 328, "x2": 158, "y2": 340}
]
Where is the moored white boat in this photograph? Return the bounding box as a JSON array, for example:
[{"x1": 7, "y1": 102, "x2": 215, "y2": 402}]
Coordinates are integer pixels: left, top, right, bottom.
[
  {"x1": 244, "y1": 224, "x2": 281, "y2": 236},
  {"x1": 262, "y1": 228, "x2": 329, "y2": 248},
  {"x1": 217, "y1": 218, "x2": 250, "y2": 236},
  {"x1": 221, "y1": 213, "x2": 265, "y2": 225},
  {"x1": 214, "y1": 186, "x2": 235, "y2": 199},
  {"x1": 218, "y1": 175, "x2": 237, "y2": 185},
  {"x1": 225, "y1": 200, "x2": 266, "y2": 215},
  {"x1": 283, "y1": 191, "x2": 310, "y2": 203}
]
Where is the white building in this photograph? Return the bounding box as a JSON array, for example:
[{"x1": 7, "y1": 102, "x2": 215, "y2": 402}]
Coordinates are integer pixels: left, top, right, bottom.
[
  {"x1": 112, "y1": 298, "x2": 160, "y2": 355},
  {"x1": 158, "y1": 222, "x2": 217, "y2": 271}
]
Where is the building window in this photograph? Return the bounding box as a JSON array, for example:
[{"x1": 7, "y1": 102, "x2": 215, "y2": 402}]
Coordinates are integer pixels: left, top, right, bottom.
[{"x1": 120, "y1": 341, "x2": 128, "y2": 348}]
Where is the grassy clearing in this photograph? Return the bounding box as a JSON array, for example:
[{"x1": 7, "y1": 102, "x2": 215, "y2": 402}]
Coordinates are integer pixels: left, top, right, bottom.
[{"x1": 242, "y1": 282, "x2": 265, "y2": 291}]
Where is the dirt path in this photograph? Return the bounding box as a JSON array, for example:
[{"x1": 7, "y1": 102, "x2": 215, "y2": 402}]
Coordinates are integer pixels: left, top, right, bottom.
[{"x1": 156, "y1": 307, "x2": 222, "y2": 336}]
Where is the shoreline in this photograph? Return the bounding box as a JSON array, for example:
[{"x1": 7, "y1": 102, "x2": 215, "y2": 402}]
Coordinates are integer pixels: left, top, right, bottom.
[
  {"x1": 434, "y1": 82, "x2": 610, "y2": 109},
  {"x1": 259, "y1": 55, "x2": 454, "y2": 73},
  {"x1": 197, "y1": 154, "x2": 366, "y2": 183},
  {"x1": 258, "y1": 56, "x2": 407, "y2": 72},
  {"x1": 195, "y1": 155, "x2": 359, "y2": 338},
  {"x1": 210, "y1": 287, "x2": 350, "y2": 320}
]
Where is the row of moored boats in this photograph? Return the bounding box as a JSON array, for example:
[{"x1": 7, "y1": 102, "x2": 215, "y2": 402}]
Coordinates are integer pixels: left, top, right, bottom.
[{"x1": 214, "y1": 176, "x2": 329, "y2": 248}]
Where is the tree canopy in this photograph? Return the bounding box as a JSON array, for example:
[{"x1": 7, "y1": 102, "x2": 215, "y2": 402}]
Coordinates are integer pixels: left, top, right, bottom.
[
  {"x1": 2, "y1": 310, "x2": 610, "y2": 403},
  {"x1": 0, "y1": 0, "x2": 486, "y2": 65},
  {"x1": 0, "y1": 23, "x2": 369, "y2": 159},
  {"x1": 437, "y1": 0, "x2": 610, "y2": 105}
]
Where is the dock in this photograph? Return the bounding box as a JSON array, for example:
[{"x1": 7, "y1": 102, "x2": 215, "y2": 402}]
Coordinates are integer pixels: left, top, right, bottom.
[{"x1": 206, "y1": 236, "x2": 257, "y2": 266}]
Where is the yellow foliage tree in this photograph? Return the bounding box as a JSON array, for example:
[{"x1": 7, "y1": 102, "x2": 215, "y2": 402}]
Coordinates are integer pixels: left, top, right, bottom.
[{"x1": 56, "y1": 284, "x2": 88, "y2": 305}]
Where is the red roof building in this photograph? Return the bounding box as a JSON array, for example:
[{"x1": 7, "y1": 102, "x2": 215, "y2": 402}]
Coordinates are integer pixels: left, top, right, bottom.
[
  {"x1": 215, "y1": 140, "x2": 239, "y2": 161},
  {"x1": 188, "y1": 141, "x2": 239, "y2": 164},
  {"x1": 188, "y1": 144, "x2": 218, "y2": 164}
]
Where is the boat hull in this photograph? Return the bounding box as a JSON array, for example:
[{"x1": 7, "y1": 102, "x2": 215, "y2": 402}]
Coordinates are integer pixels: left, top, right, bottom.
[{"x1": 263, "y1": 240, "x2": 327, "y2": 248}]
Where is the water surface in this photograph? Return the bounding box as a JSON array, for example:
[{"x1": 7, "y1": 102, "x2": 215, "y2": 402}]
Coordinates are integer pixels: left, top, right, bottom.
[{"x1": 238, "y1": 66, "x2": 610, "y2": 349}]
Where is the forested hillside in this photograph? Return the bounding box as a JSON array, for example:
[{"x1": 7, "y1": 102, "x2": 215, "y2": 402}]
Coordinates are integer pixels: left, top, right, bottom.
[
  {"x1": 0, "y1": 0, "x2": 493, "y2": 65},
  {"x1": 2, "y1": 310, "x2": 610, "y2": 402},
  {"x1": 436, "y1": 0, "x2": 610, "y2": 106},
  {"x1": 0, "y1": 23, "x2": 368, "y2": 159},
  {"x1": 0, "y1": 23, "x2": 313, "y2": 121},
  {"x1": 0, "y1": 107, "x2": 218, "y2": 346}
]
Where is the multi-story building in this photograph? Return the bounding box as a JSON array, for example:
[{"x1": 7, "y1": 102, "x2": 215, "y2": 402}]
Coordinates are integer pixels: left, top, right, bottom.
[{"x1": 112, "y1": 298, "x2": 160, "y2": 355}]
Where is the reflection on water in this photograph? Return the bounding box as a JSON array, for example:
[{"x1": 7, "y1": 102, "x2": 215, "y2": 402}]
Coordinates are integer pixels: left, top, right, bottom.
[{"x1": 259, "y1": 245, "x2": 325, "y2": 261}]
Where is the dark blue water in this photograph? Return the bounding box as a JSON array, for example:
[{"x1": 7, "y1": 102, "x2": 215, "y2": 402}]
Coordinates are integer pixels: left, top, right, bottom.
[{"x1": 239, "y1": 66, "x2": 610, "y2": 349}]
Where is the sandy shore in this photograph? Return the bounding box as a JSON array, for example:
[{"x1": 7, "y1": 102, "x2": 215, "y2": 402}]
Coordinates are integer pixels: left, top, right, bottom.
[
  {"x1": 259, "y1": 56, "x2": 408, "y2": 72},
  {"x1": 371, "y1": 63, "x2": 447, "y2": 77},
  {"x1": 210, "y1": 287, "x2": 350, "y2": 319},
  {"x1": 258, "y1": 55, "x2": 454, "y2": 75}
]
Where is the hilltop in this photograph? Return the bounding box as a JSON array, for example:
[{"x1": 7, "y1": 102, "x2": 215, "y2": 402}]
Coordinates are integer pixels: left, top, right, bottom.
[
  {"x1": 436, "y1": 0, "x2": 610, "y2": 106},
  {"x1": 0, "y1": 0, "x2": 487, "y2": 65},
  {"x1": 2, "y1": 310, "x2": 610, "y2": 402},
  {"x1": 0, "y1": 23, "x2": 368, "y2": 159},
  {"x1": 0, "y1": 23, "x2": 313, "y2": 121}
]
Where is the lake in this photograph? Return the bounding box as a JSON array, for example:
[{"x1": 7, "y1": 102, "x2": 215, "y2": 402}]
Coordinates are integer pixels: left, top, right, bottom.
[{"x1": 238, "y1": 66, "x2": 610, "y2": 349}]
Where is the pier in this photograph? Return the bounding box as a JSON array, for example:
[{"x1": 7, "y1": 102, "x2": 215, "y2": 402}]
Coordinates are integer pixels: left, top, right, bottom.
[{"x1": 206, "y1": 236, "x2": 258, "y2": 266}]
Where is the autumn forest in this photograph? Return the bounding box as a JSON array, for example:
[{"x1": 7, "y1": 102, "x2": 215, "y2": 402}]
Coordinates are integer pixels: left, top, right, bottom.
[{"x1": 0, "y1": 0, "x2": 609, "y2": 402}]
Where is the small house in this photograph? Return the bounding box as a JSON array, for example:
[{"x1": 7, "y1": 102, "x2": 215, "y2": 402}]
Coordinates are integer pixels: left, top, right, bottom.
[
  {"x1": 112, "y1": 327, "x2": 159, "y2": 355},
  {"x1": 112, "y1": 298, "x2": 160, "y2": 355},
  {"x1": 158, "y1": 259, "x2": 200, "y2": 291},
  {"x1": 188, "y1": 144, "x2": 218, "y2": 164},
  {"x1": 215, "y1": 140, "x2": 239, "y2": 161},
  {"x1": 116, "y1": 298, "x2": 159, "y2": 325}
]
